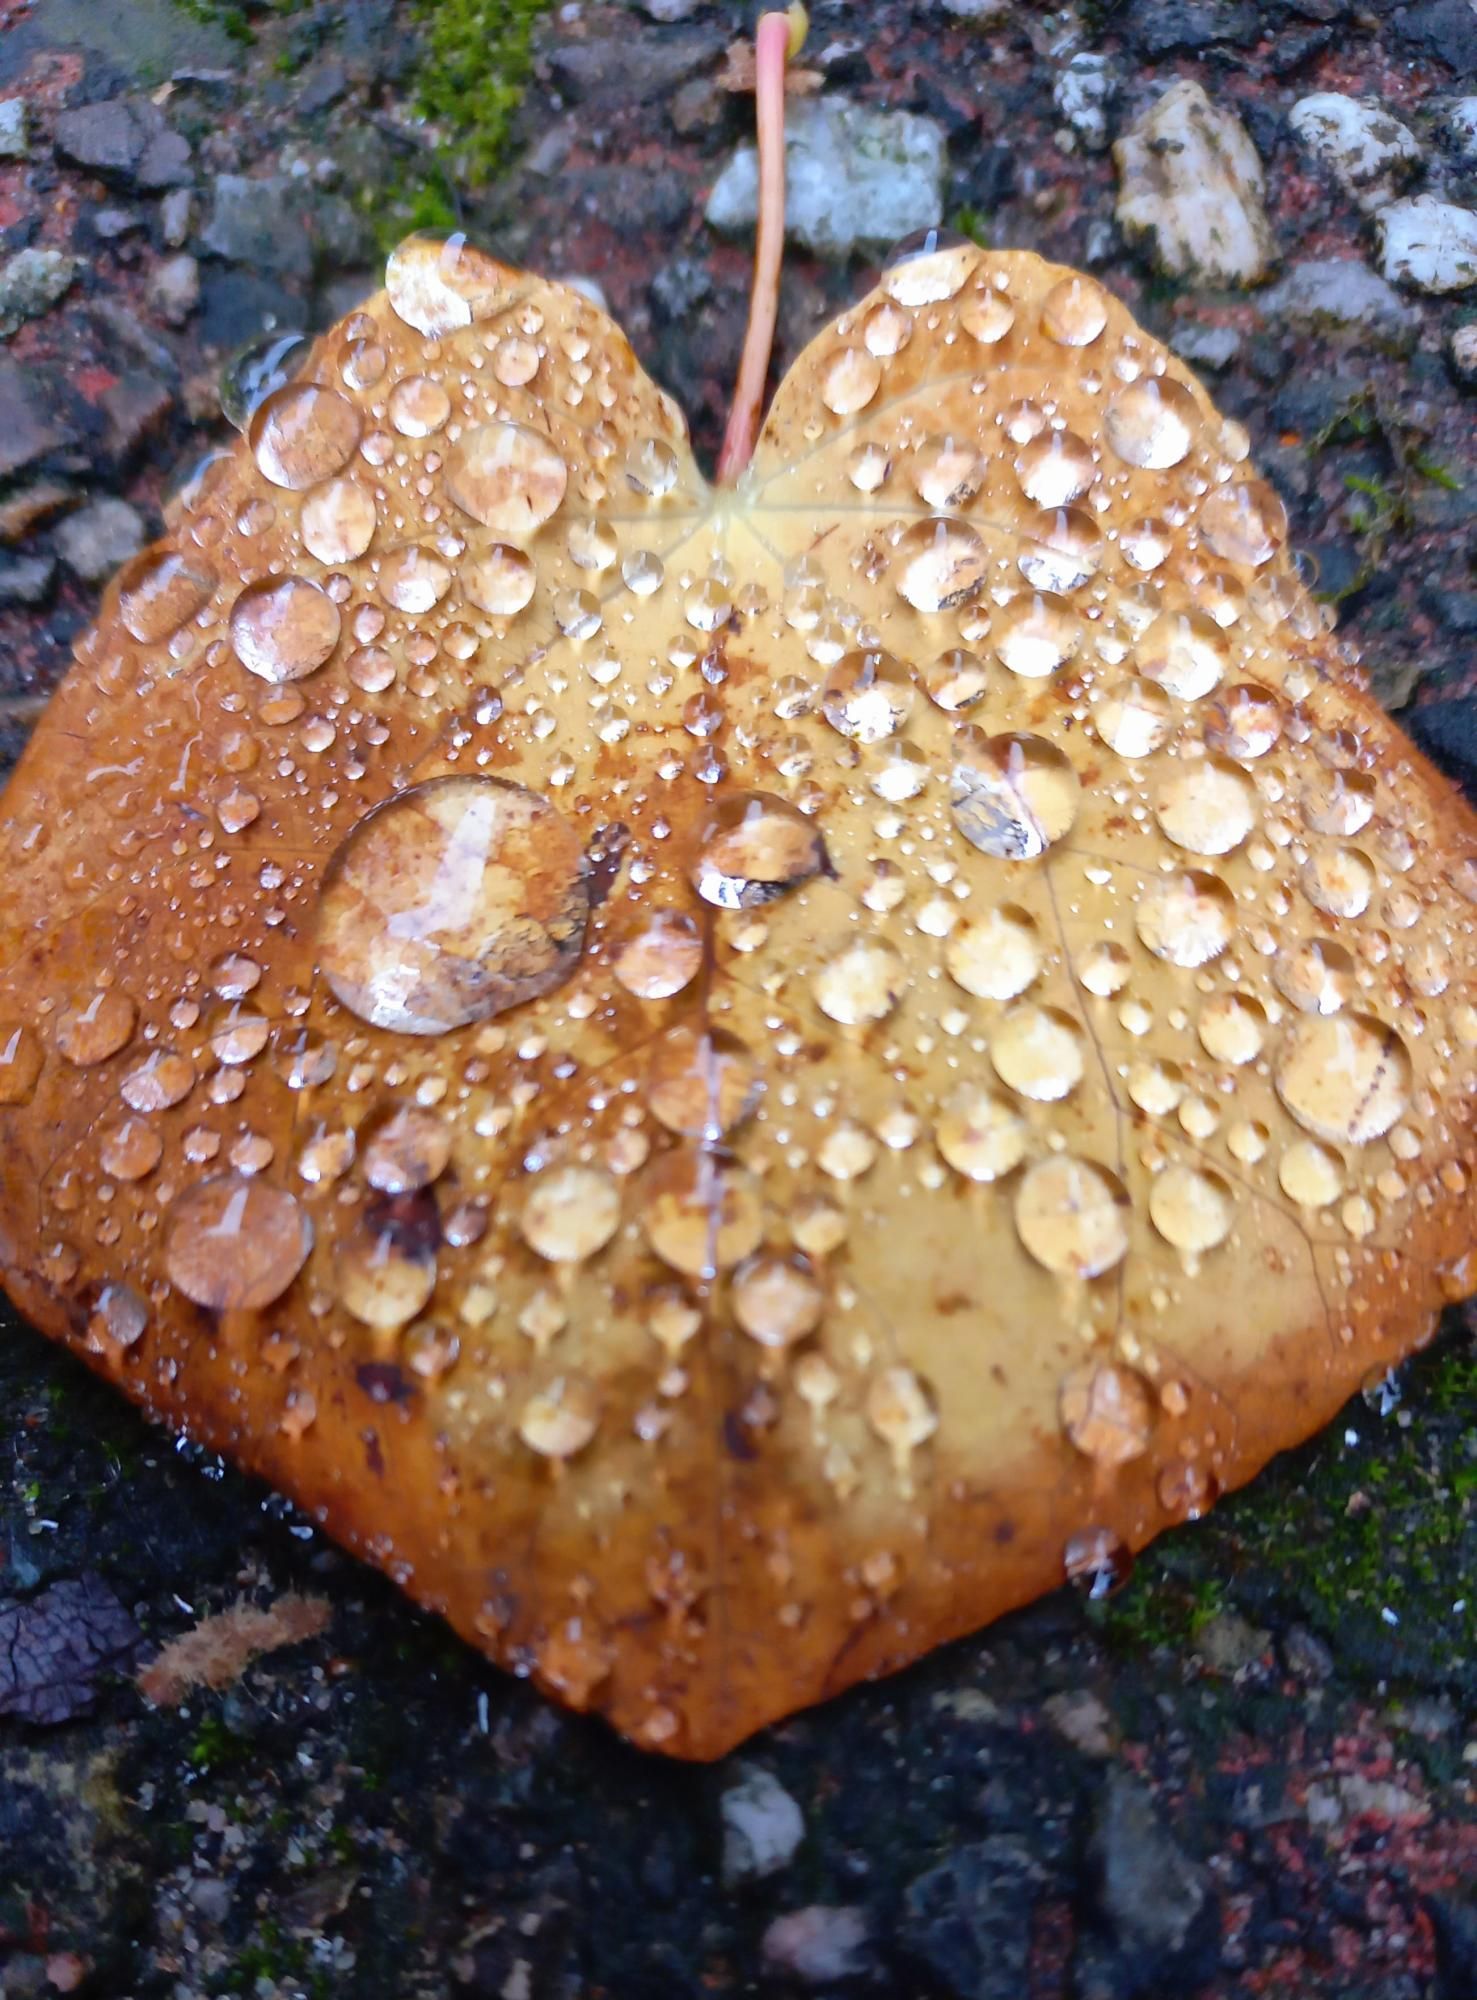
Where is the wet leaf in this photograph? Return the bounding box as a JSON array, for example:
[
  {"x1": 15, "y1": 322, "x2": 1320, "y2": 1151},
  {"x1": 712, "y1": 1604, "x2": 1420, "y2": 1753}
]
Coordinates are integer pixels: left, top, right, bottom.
[
  {"x1": 0, "y1": 1576, "x2": 140, "y2": 1725},
  {"x1": 1, "y1": 236, "x2": 1475, "y2": 1757}
]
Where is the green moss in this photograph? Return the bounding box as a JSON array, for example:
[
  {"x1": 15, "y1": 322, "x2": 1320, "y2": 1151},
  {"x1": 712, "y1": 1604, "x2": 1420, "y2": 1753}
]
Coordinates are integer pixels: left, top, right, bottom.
[{"x1": 413, "y1": 0, "x2": 557, "y2": 187}]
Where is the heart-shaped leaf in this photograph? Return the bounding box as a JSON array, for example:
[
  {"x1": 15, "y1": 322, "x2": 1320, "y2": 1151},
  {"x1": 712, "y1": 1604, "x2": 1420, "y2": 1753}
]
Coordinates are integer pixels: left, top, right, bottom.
[{"x1": 2, "y1": 233, "x2": 1474, "y2": 1757}]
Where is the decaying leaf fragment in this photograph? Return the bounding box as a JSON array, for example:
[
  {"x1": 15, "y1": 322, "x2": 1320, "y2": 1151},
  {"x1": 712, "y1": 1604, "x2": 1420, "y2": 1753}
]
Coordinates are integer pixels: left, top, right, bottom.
[
  {"x1": 1, "y1": 232, "x2": 1475, "y2": 1757},
  {"x1": 137, "y1": 1593, "x2": 332, "y2": 1706}
]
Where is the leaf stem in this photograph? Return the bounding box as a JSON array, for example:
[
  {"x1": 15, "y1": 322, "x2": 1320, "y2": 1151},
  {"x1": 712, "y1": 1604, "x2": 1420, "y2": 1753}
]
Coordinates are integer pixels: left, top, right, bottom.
[{"x1": 715, "y1": 9, "x2": 793, "y2": 485}]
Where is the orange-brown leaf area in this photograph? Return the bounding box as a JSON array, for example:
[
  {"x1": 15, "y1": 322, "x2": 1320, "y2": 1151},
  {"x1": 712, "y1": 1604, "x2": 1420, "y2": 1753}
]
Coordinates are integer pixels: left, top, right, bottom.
[
  {"x1": 1, "y1": 234, "x2": 1475, "y2": 1760},
  {"x1": 136, "y1": 1592, "x2": 332, "y2": 1707}
]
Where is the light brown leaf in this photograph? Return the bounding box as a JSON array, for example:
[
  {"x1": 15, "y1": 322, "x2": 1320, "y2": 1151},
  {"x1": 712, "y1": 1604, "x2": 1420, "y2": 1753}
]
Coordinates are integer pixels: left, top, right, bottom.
[{"x1": 137, "y1": 1594, "x2": 332, "y2": 1706}]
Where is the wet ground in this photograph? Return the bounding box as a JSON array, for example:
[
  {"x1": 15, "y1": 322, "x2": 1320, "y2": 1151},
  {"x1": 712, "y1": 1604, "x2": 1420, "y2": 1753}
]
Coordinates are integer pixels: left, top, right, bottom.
[{"x1": 1, "y1": 1, "x2": 1476, "y2": 1995}]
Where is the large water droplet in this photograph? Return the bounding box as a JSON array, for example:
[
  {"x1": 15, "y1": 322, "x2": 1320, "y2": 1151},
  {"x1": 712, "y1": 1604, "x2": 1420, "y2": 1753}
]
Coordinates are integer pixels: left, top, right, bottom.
[
  {"x1": 1015, "y1": 1156, "x2": 1129, "y2": 1277},
  {"x1": 613, "y1": 911, "x2": 703, "y2": 1000},
  {"x1": 250, "y1": 384, "x2": 362, "y2": 491},
  {"x1": 820, "y1": 344, "x2": 882, "y2": 415},
  {"x1": 732, "y1": 1252, "x2": 825, "y2": 1348},
  {"x1": 55, "y1": 991, "x2": 136, "y2": 1066},
  {"x1": 1135, "y1": 871, "x2": 1234, "y2": 967},
  {"x1": 648, "y1": 1025, "x2": 761, "y2": 1138},
  {"x1": 445, "y1": 422, "x2": 568, "y2": 537},
  {"x1": 814, "y1": 941, "x2": 905, "y2": 1027},
  {"x1": 521, "y1": 1165, "x2": 622, "y2": 1262},
  {"x1": 318, "y1": 777, "x2": 588, "y2": 1034},
  {"x1": 1149, "y1": 1163, "x2": 1233, "y2": 1254},
  {"x1": 1104, "y1": 376, "x2": 1198, "y2": 469},
  {"x1": 518, "y1": 1374, "x2": 600, "y2": 1459},
  {"x1": 896, "y1": 518, "x2": 986, "y2": 613},
  {"x1": 640, "y1": 1151, "x2": 763, "y2": 1279},
  {"x1": 1154, "y1": 759, "x2": 1255, "y2": 855},
  {"x1": 945, "y1": 904, "x2": 1041, "y2": 999},
  {"x1": 1199, "y1": 479, "x2": 1286, "y2": 566},
  {"x1": 116, "y1": 548, "x2": 217, "y2": 645},
  {"x1": 165, "y1": 1175, "x2": 312, "y2": 1311},
  {"x1": 951, "y1": 729, "x2": 1079, "y2": 858},
  {"x1": 337, "y1": 1191, "x2": 438, "y2": 1327},
  {"x1": 821, "y1": 648, "x2": 914, "y2": 742},
  {"x1": 1275, "y1": 1013, "x2": 1411, "y2": 1145},
  {"x1": 0, "y1": 1023, "x2": 43, "y2": 1105},
  {"x1": 1059, "y1": 1363, "x2": 1152, "y2": 1465},
  {"x1": 301, "y1": 478, "x2": 377, "y2": 564},
  {"x1": 1041, "y1": 275, "x2": 1108, "y2": 346},
  {"x1": 936, "y1": 1082, "x2": 1028, "y2": 1181},
  {"x1": 991, "y1": 1005, "x2": 1084, "y2": 1101},
  {"x1": 230, "y1": 576, "x2": 341, "y2": 683},
  {"x1": 691, "y1": 792, "x2": 828, "y2": 909},
  {"x1": 220, "y1": 330, "x2": 309, "y2": 431}
]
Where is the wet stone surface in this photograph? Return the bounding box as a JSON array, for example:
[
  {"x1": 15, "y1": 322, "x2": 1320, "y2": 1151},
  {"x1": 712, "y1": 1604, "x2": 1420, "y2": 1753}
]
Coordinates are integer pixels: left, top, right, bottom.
[{"x1": 1, "y1": 2, "x2": 1477, "y2": 1997}]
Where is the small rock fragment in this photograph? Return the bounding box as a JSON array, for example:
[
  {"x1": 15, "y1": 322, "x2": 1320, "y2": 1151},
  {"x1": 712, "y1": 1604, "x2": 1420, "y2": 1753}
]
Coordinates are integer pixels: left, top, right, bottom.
[
  {"x1": 0, "y1": 96, "x2": 28, "y2": 160},
  {"x1": 1379, "y1": 194, "x2": 1477, "y2": 292},
  {"x1": 0, "y1": 358, "x2": 69, "y2": 480},
  {"x1": 1449, "y1": 321, "x2": 1477, "y2": 388},
  {"x1": 1280, "y1": 1623, "x2": 1334, "y2": 1682},
  {"x1": 707, "y1": 96, "x2": 946, "y2": 258},
  {"x1": 762, "y1": 1906, "x2": 871, "y2": 1985},
  {"x1": 1043, "y1": 1687, "x2": 1115, "y2": 1757},
  {"x1": 1170, "y1": 323, "x2": 1242, "y2": 370},
  {"x1": 1077, "y1": 1772, "x2": 1215, "y2": 1998},
  {"x1": 202, "y1": 174, "x2": 315, "y2": 279},
  {"x1": 902, "y1": 1838, "x2": 1043, "y2": 2000},
  {"x1": 1260, "y1": 257, "x2": 1420, "y2": 343},
  {"x1": 720, "y1": 1765, "x2": 806, "y2": 1885},
  {"x1": 159, "y1": 187, "x2": 194, "y2": 248},
  {"x1": 0, "y1": 552, "x2": 57, "y2": 608},
  {"x1": 54, "y1": 498, "x2": 147, "y2": 584},
  {"x1": 937, "y1": 0, "x2": 1012, "y2": 19},
  {"x1": 1290, "y1": 93, "x2": 1422, "y2": 210},
  {"x1": 1054, "y1": 53, "x2": 1119, "y2": 153},
  {"x1": 0, "y1": 482, "x2": 72, "y2": 544},
  {"x1": 1195, "y1": 1608, "x2": 1270, "y2": 1672},
  {"x1": 1114, "y1": 80, "x2": 1275, "y2": 285},
  {"x1": 0, "y1": 248, "x2": 78, "y2": 339},
  {"x1": 53, "y1": 97, "x2": 190, "y2": 191},
  {"x1": 148, "y1": 252, "x2": 200, "y2": 326}
]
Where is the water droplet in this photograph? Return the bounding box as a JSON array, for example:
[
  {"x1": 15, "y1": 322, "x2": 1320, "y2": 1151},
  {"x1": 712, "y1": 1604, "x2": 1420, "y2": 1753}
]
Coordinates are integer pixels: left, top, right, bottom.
[
  {"x1": 385, "y1": 234, "x2": 502, "y2": 337},
  {"x1": 613, "y1": 911, "x2": 703, "y2": 1000},
  {"x1": 1078, "y1": 941, "x2": 1131, "y2": 996},
  {"x1": 301, "y1": 478, "x2": 377, "y2": 564},
  {"x1": 865, "y1": 1365, "x2": 938, "y2": 1477},
  {"x1": 1301, "y1": 847, "x2": 1373, "y2": 920},
  {"x1": 1198, "y1": 992, "x2": 1264, "y2": 1065},
  {"x1": 945, "y1": 904, "x2": 1041, "y2": 999},
  {"x1": 1059, "y1": 1363, "x2": 1152, "y2": 1465},
  {"x1": 1136, "y1": 610, "x2": 1226, "y2": 701},
  {"x1": 120, "y1": 1046, "x2": 195, "y2": 1111},
  {"x1": 1275, "y1": 1013, "x2": 1411, "y2": 1145},
  {"x1": 220, "y1": 330, "x2": 309, "y2": 430},
  {"x1": 318, "y1": 777, "x2": 587, "y2": 1034},
  {"x1": 912, "y1": 434, "x2": 986, "y2": 508},
  {"x1": 519, "y1": 1374, "x2": 599, "y2": 1459},
  {"x1": 820, "y1": 344, "x2": 882, "y2": 415},
  {"x1": 337, "y1": 1191, "x2": 438, "y2": 1327},
  {"x1": 1150, "y1": 1163, "x2": 1233, "y2": 1254},
  {"x1": 882, "y1": 229, "x2": 975, "y2": 303},
  {"x1": 1041, "y1": 275, "x2": 1108, "y2": 346},
  {"x1": 993, "y1": 592, "x2": 1081, "y2": 677},
  {"x1": 1015, "y1": 1156, "x2": 1129, "y2": 1277},
  {"x1": 991, "y1": 1004, "x2": 1084, "y2": 1101},
  {"x1": 445, "y1": 422, "x2": 567, "y2": 537},
  {"x1": 814, "y1": 941, "x2": 905, "y2": 1027},
  {"x1": 895, "y1": 518, "x2": 986, "y2": 613},
  {"x1": 0, "y1": 1023, "x2": 43, "y2": 1105},
  {"x1": 521, "y1": 1164, "x2": 622, "y2": 1262},
  {"x1": 467, "y1": 544, "x2": 536, "y2": 616},
  {"x1": 1104, "y1": 377, "x2": 1198, "y2": 469},
  {"x1": 733, "y1": 1252, "x2": 825, "y2": 1348},
  {"x1": 116, "y1": 548, "x2": 217, "y2": 644},
  {"x1": 921, "y1": 647, "x2": 988, "y2": 712},
  {"x1": 1278, "y1": 1138, "x2": 1343, "y2": 1208},
  {"x1": 624, "y1": 437, "x2": 679, "y2": 498},
  {"x1": 230, "y1": 576, "x2": 341, "y2": 684},
  {"x1": 691, "y1": 792, "x2": 828, "y2": 909},
  {"x1": 640, "y1": 1151, "x2": 763, "y2": 1278},
  {"x1": 379, "y1": 544, "x2": 453, "y2": 615},
  {"x1": 936, "y1": 1082, "x2": 1028, "y2": 1181},
  {"x1": 1017, "y1": 507, "x2": 1102, "y2": 593},
  {"x1": 1093, "y1": 677, "x2": 1171, "y2": 758},
  {"x1": 388, "y1": 373, "x2": 452, "y2": 437},
  {"x1": 1065, "y1": 1526, "x2": 1133, "y2": 1598},
  {"x1": 1155, "y1": 759, "x2": 1255, "y2": 856},
  {"x1": 55, "y1": 991, "x2": 136, "y2": 1066},
  {"x1": 961, "y1": 285, "x2": 1015, "y2": 343},
  {"x1": 1199, "y1": 479, "x2": 1286, "y2": 566},
  {"x1": 1136, "y1": 871, "x2": 1234, "y2": 967},
  {"x1": 1205, "y1": 682, "x2": 1282, "y2": 760},
  {"x1": 250, "y1": 384, "x2": 362, "y2": 491},
  {"x1": 952, "y1": 729, "x2": 1079, "y2": 858},
  {"x1": 649, "y1": 1025, "x2": 760, "y2": 1137},
  {"x1": 1016, "y1": 429, "x2": 1096, "y2": 508},
  {"x1": 362, "y1": 1106, "x2": 452, "y2": 1193},
  {"x1": 821, "y1": 648, "x2": 914, "y2": 742},
  {"x1": 165, "y1": 1175, "x2": 312, "y2": 1310},
  {"x1": 1274, "y1": 937, "x2": 1354, "y2": 1015}
]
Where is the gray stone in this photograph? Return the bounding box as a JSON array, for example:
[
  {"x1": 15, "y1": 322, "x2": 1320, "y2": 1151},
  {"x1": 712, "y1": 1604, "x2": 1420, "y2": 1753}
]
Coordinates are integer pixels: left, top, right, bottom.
[
  {"x1": 548, "y1": 28, "x2": 722, "y2": 107},
  {"x1": 1042, "y1": 1688, "x2": 1115, "y2": 1757},
  {"x1": 1379, "y1": 194, "x2": 1477, "y2": 292},
  {"x1": 0, "y1": 553, "x2": 56, "y2": 608},
  {"x1": 1129, "y1": 1, "x2": 1262, "y2": 55},
  {"x1": 297, "y1": 58, "x2": 349, "y2": 116},
  {"x1": 1114, "y1": 80, "x2": 1275, "y2": 286},
  {"x1": 54, "y1": 498, "x2": 146, "y2": 584},
  {"x1": 1449, "y1": 321, "x2": 1477, "y2": 388},
  {"x1": 1261, "y1": 257, "x2": 1420, "y2": 342},
  {"x1": 1281, "y1": 1623, "x2": 1335, "y2": 1682},
  {"x1": 201, "y1": 175, "x2": 314, "y2": 280},
  {"x1": 93, "y1": 206, "x2": 144, "y2": 241},
  {"x1": 0, "y1": 96, "x2": 28, "y2": 160},
  {"x1": 1170, "y1": 322, "x2": 1243, "y2": 370},
  {"x1": 159, "y1": 187, "x2": 194, "y2": 249},
  {"x1": 902, "y1": 1838, "x2": 1043, "y2": 2000},
  {"x1": 762, "y1": 1906, "x2": 871, "y2": 1985},
  {"x1": 100, "y1": 371, "x2": 173, "y2": 463},
  {"x1": 1054, "y1": 53, "x2": 1119, "y2": 154},
  {"x1": 147, "y1": 254, "x2": 200, "y2": 327},
  {"x1": 0, "y1": 359, "x2": 68, "y2": 480},
  {"x1": 0, "y1": 248, "x2": 78, "y2": 339},
  {"x1": 1196, "y1": 1610, "x2": 1271, "y2": 1673},
  {"x1": 1290, "y1": 93, "x2": 1422, "y2": 211},
  {"x1": 1444, "y1": 97, "x2": 1477, "y2": 164},
  {"x1": 935, "y1": 0, "x2": 1011, "y2": 17},
  {"x1": 1088, "y1": 1776, "x2": 1200, "y2": 1960},
  {"x1": 707, "y1": 95, "x2": 947, "y2": 259},
  {"x1": 52, "y1": 97, "x2": 190, "y2": 191},
  {"x1": 719, "y1": 1766, "x2": 805, "y2": 1886},
  {"x1": 630, "y1": 0, "x2": 702, "y2": 17}
]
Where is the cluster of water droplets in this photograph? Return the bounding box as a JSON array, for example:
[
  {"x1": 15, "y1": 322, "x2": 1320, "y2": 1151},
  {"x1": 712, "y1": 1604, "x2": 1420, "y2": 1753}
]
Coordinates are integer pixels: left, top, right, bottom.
[{"x1": 3, "y1": 229, "x2": 1476, "y2": 1741}]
